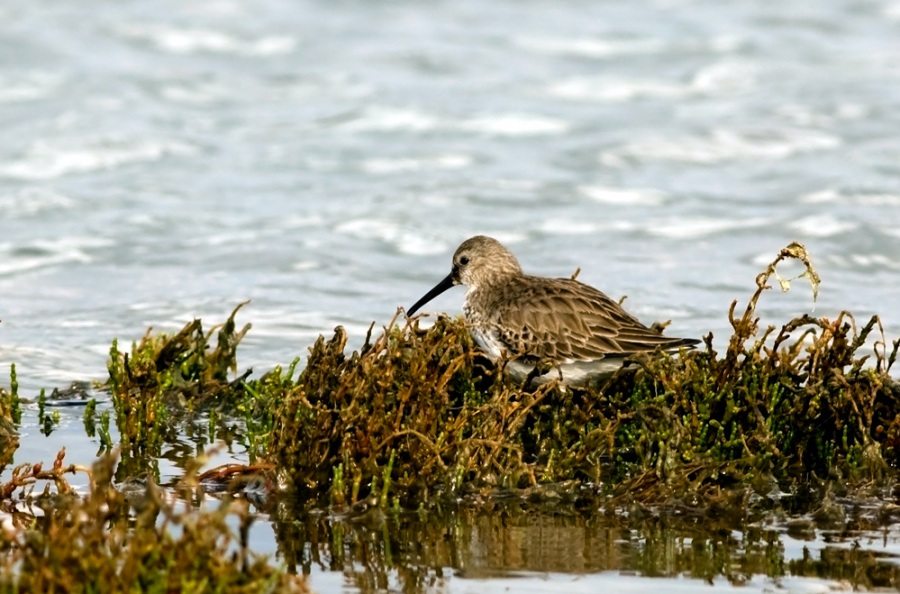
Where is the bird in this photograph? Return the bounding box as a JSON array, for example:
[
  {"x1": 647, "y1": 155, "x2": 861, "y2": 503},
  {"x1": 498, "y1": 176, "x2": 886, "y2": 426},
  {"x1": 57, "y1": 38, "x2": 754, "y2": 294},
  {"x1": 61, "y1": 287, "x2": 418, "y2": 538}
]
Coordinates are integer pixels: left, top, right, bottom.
[{"x1": 406, "y1": 235, "x2": 699, "y2": 385}]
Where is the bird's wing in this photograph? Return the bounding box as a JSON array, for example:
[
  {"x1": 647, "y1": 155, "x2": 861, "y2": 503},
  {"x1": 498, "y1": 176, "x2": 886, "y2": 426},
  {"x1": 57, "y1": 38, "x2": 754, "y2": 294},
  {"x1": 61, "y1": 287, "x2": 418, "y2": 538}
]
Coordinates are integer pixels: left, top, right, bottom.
[{"x1": 493, "y1": 277, "x2": 697, "y2": 362}]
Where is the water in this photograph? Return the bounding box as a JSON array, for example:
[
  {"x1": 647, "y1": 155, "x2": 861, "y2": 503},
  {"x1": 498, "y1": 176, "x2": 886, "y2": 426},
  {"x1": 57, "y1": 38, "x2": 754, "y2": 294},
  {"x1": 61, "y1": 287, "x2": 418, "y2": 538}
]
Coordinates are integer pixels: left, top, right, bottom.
[{"x1": 2, "y1": 0, "x2": 900, "y2": 591}]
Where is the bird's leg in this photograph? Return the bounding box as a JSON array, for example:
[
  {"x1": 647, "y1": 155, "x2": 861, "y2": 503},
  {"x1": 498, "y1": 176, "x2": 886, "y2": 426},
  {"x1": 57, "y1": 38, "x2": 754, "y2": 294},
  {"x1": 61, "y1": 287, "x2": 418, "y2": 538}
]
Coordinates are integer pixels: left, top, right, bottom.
[{"x1": 524, "y1": 357, "x2": 555, "y2": 388}]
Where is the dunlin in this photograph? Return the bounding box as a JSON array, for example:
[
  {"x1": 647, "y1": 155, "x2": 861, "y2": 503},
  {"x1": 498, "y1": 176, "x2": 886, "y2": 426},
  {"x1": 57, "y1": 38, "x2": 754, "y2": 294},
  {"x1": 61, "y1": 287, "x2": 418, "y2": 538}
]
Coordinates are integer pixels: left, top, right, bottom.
[{"x1": 407, "y1": 235, "x2": 699, "y2": 385}]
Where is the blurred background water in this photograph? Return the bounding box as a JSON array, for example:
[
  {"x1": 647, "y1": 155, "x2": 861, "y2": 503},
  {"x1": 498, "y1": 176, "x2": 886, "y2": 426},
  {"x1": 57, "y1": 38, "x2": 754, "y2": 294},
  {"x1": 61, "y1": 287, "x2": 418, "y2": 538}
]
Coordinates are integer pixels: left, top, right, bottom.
[
  {"x1": 3, "y1": 0, "x2": 900, "y2": 392},
  {"x1": 2, "y1": 0, "x2": 900, "y2": 590}
]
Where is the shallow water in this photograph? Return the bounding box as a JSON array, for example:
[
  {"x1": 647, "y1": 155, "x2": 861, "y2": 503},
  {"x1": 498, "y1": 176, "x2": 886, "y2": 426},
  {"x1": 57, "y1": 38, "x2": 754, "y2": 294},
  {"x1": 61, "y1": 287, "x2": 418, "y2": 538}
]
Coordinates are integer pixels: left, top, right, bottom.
[
  {"x1": 263, "y1": 499, "x2": 900, "y2": 593},
  {"x1": 2, "y1": 0, "x2": 900, "y2": 591}
]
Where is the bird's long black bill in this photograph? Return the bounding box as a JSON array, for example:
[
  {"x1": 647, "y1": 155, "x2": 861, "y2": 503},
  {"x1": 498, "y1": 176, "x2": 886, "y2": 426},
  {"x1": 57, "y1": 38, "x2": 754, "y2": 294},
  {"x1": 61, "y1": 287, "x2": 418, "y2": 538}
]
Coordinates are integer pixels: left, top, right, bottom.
[{"x1": 407, "y1": 272, "x2": 455, "y2": 316}]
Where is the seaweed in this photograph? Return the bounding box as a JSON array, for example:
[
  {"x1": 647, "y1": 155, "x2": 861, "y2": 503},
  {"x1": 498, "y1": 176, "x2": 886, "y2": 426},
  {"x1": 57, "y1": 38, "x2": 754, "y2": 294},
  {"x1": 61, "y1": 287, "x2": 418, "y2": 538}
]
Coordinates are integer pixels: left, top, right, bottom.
[
  {"x1": 0, "y1": 449, "x2": 308, "y2": 593},
  {"x1": 0, "y1": 365, "x2": 19, "y2": 472},
  {"x1": 105, "y1": 301, "x2": 252, "y2": 480},
  {"x1": 268, "y1": 243, "x2": 900, "y2": 507}
]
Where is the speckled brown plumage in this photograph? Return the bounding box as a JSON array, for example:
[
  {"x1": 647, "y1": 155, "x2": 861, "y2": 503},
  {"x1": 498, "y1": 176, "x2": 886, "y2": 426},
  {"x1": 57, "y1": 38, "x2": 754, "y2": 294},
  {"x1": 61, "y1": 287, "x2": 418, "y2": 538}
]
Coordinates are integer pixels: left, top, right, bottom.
[{"x1": 407, "y1": 235, "x2": 699, "y2": 384}]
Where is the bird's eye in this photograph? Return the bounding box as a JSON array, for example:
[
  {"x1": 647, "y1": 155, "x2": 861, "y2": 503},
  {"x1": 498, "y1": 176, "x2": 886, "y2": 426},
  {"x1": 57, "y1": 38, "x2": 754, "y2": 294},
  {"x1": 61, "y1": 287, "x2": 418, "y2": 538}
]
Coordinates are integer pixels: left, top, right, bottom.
[{"x1": 459, "y1": 255, "x2": 469, "y2": 266}]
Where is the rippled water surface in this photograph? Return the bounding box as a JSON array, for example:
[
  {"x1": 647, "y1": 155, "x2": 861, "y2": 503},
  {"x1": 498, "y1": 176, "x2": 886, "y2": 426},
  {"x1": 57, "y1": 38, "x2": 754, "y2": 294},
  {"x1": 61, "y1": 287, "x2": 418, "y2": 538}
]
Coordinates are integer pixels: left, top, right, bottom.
[{"x1": 3, "y1": 0, "x2": 900, "y2": 591}]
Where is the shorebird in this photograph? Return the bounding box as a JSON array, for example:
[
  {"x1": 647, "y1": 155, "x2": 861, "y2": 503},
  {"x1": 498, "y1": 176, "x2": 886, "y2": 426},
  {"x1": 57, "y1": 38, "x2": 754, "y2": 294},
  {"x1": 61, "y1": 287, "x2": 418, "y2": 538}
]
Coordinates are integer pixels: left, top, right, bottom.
[{"x1": 406, "y1": 235, "x2": 699, "y2": 385}]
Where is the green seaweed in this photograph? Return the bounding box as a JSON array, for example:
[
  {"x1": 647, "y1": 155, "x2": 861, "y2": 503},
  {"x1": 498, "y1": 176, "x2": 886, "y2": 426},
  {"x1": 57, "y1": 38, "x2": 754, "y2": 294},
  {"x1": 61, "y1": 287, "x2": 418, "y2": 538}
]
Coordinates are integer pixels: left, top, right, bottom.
[
  {"x1": 268, "y1": 243, "x2": 900, "y2": 507},
  {"x1": 0, "y1": 365, "x2": 19, "y2": 471},
  {"x1": 37, "y1": 388, "x2": 61, "y2": 436},
  {"x1": 7, "y1": 364, "x2": 20, "y2": 425},
  {"x1": 105, "y1": 302, "x2": 252, "y2": 480},
  {"x1": 0, "y1": 449, "x2": 308, "y2": 593},
  {"x1": 240, "y1": 357, "x2": 300, "y2": 463}
]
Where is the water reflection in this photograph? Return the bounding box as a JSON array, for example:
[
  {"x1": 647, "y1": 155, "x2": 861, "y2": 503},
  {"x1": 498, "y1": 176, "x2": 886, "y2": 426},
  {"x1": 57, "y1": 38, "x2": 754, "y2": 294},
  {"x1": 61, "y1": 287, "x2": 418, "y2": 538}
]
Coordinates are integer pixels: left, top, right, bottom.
[{"x1": 270, "y1": 500, "x2": 900, "y2": 592}]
